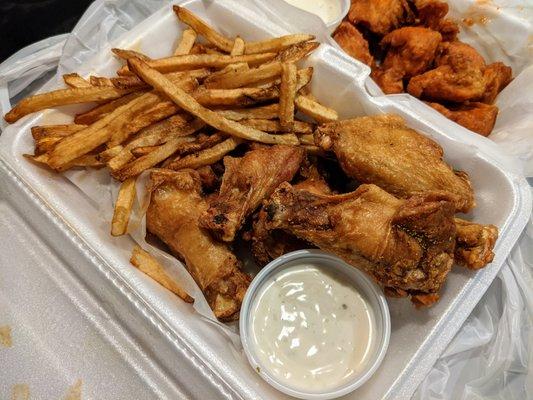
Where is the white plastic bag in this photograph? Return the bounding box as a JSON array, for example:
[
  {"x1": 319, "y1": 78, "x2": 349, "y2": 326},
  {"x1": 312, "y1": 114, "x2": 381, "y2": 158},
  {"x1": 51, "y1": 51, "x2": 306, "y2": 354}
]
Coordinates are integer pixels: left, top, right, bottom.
[{"x1": 0, "y1": 0, "x2": 530, "y2": 398}]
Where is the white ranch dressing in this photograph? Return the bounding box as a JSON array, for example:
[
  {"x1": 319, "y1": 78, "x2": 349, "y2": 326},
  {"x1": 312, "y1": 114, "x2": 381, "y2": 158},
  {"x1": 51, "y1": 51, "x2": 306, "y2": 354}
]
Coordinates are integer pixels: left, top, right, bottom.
[
  {"x1": 283, "y1": 0, "x2": 342, "y2": 25},
  {"x1": 250, "y1": 264, "x2": 375, "y2": 391}
]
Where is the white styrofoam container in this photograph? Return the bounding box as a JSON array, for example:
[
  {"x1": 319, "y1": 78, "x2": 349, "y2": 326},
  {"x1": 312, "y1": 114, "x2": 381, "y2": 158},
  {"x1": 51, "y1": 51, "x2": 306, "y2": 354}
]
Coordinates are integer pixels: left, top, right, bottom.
[{"x1": 0, "y1": 1, "x2": 530, "y2": 399}]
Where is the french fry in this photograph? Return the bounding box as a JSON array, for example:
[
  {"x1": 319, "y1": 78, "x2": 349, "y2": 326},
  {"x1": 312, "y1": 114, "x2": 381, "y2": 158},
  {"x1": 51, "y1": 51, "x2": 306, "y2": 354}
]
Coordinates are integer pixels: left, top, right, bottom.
[
  {"x1": 130, "y1": 245, "x2": 193, "y2": 302},
  {"x1": 111, "y1": 177, "x2": 137, "y2": 236},
  {"x1": 74, "y1": 91, "x2": 145, "y2": 125},
  {"x1": 230, "y1": 37, "x2": 245, "y2": 56},
  {"x1": 168, "y1": 137, "x2": 242, "y2": 170},
  {"x1": 204, "y1": 62, "x2": 282, "y2": 89},
  {"x1": 24, "y1": 153, "x2": 104, "y2": 170},
  {"x1": 205, "y1": 63, "x2": 249, "y2": 82},
  {"x1": 98, "y1": 145, "x2": 124, "y2": 162},
  {"x1": 295, "y1": 95, "x2": 338, "y2": 123},
  {"x1": 215, "y1": 104, "x2": 279, "y2": 121},
  {"x1": 108, "y1": 118, "x2": 205, "y2": 171},
  {"x1": 298, "y1": 134, "x2": 315, "y2": 145},
  {"x1": 35, "y1": 136, "x2": 62, "y2": 155},
  {"x1": 240, "y1": 118, "x2": 313, "y2": 134},
  {"x1": 131, "y1": 145, "x2": 159, "y2": 157},
  {"x1": 279, "y1": 62, "x2": 297, "y2": 130},
  {"x1": 47, "y1": 93, "x2": 154, "y2": 169},
  {"x1": 5, "y1": 86, "x2": 136, "y2": 123},
  {"x1": 112, "y1": 48, "x2": 151, "y2": 61},
  {"x1": 245, "y1": 34, "x2": 314, "y2": 54},
  {"x1": 174, "y1": 28, "x2": 197, "y2": 55},
  {"x1": 31, "y1": 124, "x2": 87, "y2": 140},
  {"x1": 63, "y1": 73, "x2": 91, "y2": 88},
  {"x1": 118, "y1": 52, "x2": 275, "y2": 75},
  {"x1": 173, "y1": 6, "x2": 234, "y2": 53},
  {"x1": 90, "y1": 76, "x2": 114, "y2": 87},
  {"x1": 128, "y1": 58, "x2": 299, "y2": 145},
  {"x1": 275, "y1": 41, "x2": 320, "y2": 62},
  {"x1": 136, "y1": 113, "x2": 195, "y2": 139},
  {"x1": 163, "y1": 133, "x2": 226, "y2": 167},
  {"x1": 193, "y1": 86, "x2": 279, "y2": 107},
  {"x1": 110, "y1": 69, "x2": 210, "y2": 90},
  {"x1": 114, "y1": 136, "x2": 196, "y2": 180}
]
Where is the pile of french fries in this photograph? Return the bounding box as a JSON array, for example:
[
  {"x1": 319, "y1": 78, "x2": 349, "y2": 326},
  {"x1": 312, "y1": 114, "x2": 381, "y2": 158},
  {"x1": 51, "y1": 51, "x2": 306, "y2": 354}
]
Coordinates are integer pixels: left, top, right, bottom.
[{"x1": 4, "y1": 6, "x2": 339, "y2": 301}]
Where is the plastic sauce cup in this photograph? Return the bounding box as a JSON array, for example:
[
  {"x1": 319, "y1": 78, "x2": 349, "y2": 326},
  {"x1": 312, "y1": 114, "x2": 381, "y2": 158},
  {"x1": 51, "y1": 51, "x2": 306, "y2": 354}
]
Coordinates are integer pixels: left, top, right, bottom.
[{"x1": 240, "y1": 249, "x2": 391, "y2": 399}]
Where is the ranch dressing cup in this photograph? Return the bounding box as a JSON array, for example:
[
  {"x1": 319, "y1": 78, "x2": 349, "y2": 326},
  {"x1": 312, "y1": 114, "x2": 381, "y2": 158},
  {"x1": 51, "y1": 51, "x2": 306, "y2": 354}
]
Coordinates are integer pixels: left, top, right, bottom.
[
  {"x1": 281, "y1": 0, "x2": 350, "y2": 33},
  {"x1": 240, "y1": 250, "x2": 390, "y2": 399}
]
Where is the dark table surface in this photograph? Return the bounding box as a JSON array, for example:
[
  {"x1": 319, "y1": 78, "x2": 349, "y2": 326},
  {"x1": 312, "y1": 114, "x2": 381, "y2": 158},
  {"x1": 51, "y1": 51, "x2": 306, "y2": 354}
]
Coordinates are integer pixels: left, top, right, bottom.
[{"x1": 0, "y1": 0, "x2": 93, "y2": 62}]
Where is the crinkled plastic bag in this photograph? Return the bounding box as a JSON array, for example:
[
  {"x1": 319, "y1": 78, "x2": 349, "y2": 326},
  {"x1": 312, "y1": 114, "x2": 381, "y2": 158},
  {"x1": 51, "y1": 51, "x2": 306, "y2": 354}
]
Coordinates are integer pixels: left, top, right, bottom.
[{"x1": 0, "y1": 0, "x2": 531, "y2": 398}]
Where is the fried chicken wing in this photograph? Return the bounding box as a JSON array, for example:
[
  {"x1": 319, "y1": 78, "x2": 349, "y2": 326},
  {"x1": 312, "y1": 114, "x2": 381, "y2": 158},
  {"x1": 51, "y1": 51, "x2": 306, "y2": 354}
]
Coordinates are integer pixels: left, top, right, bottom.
[
  {"x1": 348, "y1": 0, "x2": 412, "y2": 36},
  {"x1": 315, "y1": 114, "x2": 475, "y2": 212},
  {"x1": 262, "y1": 182, "x2": 457, "y2": 306},
  {"x1": 426, "y1": 101, "x2": 498, "y2": 136},
  {"x1": 373, "y1": 27, "x2": 442, "y2": 93},
  {"x1": 146, "y1": 169, "x2": 250, "y2": 320},
  {"x1": 407, "y1": 41, "x2": 487, "y2": 102},
  {"x1": 250, "y1": 166, "x2": 331, "y2": 267},
  {"x1": 481, "y1": 62, "x2": 512, "y2": 104},
  {"x1": 199, "y1": 145, "x2": 304, "y2": 242},
  {"x1": 333, "y1": 21, "x2": 374, "y2": 66},
  {"x1": 454, "y1": 218, "x2": 498, "y2": 270}
]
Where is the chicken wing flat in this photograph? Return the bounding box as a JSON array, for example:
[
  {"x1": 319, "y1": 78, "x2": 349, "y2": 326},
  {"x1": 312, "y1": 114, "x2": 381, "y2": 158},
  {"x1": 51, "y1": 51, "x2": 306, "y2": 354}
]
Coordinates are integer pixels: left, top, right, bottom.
[
  {"x1": 348, "y1": 0, "x2": 412, "y2": 36},
  {"x1": 454, "y1": 218, "x2": 498, "y2": 270},
  {"x1": 146, "y1": 169, "x2": 250, "y2": 320},
  {"x1": 250, "y1": 166, "x2": 331, "y2": 267},
  {"x1": 199, "y1": 145, "x2": 304, "y2": 242},
  {"x1": 426, "y1": 101, "x2": 498, "y2": 136},
  {"x1": 481, "y1": 62, "x2": 512, "y2": 104},
  {"x1": 373, "y1": 27, "x2": 442, "y2": 93},
  {"x1": 414, "y1": 0, "x2": 459, "y2": 41},
  {"x1": 315, "y1": 114, "x2": 475, "y2": 212},
  {"x1": 407, "y1": 41, "x2": 487, "y2": 102},
  {"x1": 333, "y1": 21, "x2": 374, "y2": 66},
  {"x1": 262, "y1": 182, "x2": 457, "y2": 306}
]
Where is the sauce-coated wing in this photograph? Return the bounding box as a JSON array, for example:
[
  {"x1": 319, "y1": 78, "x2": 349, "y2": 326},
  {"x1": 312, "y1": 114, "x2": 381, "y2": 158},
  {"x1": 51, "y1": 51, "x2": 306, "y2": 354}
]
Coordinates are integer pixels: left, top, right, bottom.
[
  {"x1": 315, "y1": 114, "x2": 475, "y2": 212},
  {"x1": 348, "y1": 0, "x2": 412, "y2": 36},
  {"x1": 481, "y1": 62, "x2": 512, "y2": 104},
  {"x1": 263, "y1": 182, "x2": 457, "y2": 306},
  {"x1": 146, "y1": 169, "x2": 250, "y2": 320},
  {"x1": 200, "y1": 145, "x2": 304, "y2": 242}
]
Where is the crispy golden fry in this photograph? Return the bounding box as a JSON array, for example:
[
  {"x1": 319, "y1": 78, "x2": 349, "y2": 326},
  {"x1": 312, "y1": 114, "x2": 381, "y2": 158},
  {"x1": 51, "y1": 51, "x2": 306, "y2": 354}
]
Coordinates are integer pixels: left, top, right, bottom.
[
  {"x1": 168, "y1": 137, "x2": 242, "y2": 170},
  {"x1": 24, "y1": 153, "x2": 103, "y2": 170},
  {"x1": 35, "y1": 136, "x2": 61, "y2": 155},
  {"x1": 90, "y1": 76, "x2": 114, "y2": 87},
  {"x1": 163, "y1": 133, "x2": 227, "y2": 167},
  {"x1": 63, "y1": 73, "x2": 91, "y2": 88},
  {"x1": 130, "y1": 245, "x2": 193, "y2": 302},
  {"x1": 47, "y1": 93, "x2": 153, "y2": 169},
  {"x1": 295, "y1": 95, "x2": 338, "y2": 122},
  {"x1": 206, "y1": 63, "x2": 249, "y2": 82},
  {"x1": 130, "y1": 145, "x2": 160, "y2": 157},
  {"x1": 194, "y1": 67, "x2": 312, "y2": 107},
  {"x1": 31, "y1": 124, "x2": 86, "y2": 140},
  {"x1": 173, "y1": 5, "x2": 234, "y2": 52},
  {"x1": 216, "y1": 104, "x2": 279, "y2": 121},
  {"x1": 98, "y1": 145, "x2": 123, "y2": 162},
  {"x1": 74, "y1": 91, "x2": 144, "y2": 125},
  {"x1": 204, "y1": 62, "x2": 282, "y2": 89},
  {"x1": 135, "y1": 113, "x2": 194, "y2": 139},
  {"x1": 245, "y1": 34, "x2": 315, "y2": 54},
  {"x1": 230, "y1": 37, "x2": 245, "y2": 56},
  {"x1": 279, "y1": 63, "x2": 297, "y2": 130},
  {"x1": 239, "y1": 118, "x2": 313, "y2": 134},
  {"x1": 111, "y1": 69, "x2": 210, "y2": 91},
  {"x1": 275, "y1": 41, "x2": 320, "y2": 62},
  {"x1": 129, "y1": 58, "x2": 299, "y2": 145},
  {"x1": 5, "y1": 86, "x2": 136, "y2": 123},
  {"x1": 298, "y1": 134, "x2": 315, "y2": 145},
  {"x1": 112, "y1": 48, "x2": 151, "y2": 61},
  {"x1": 111, "y1": 177, "x2": 137, "y2": 236},
  {"x1": 118, "y1": 53, "x2": 276, "y2": 75},
  {"x1": 114, "y1": 136, "x2": 196, "y2": 180},
  {"x1": 108, "y1": 118, "x2": 204, "y2": 171},
  {"x1": 174, "y1": 28, "x2": 197, "y2": 55}
]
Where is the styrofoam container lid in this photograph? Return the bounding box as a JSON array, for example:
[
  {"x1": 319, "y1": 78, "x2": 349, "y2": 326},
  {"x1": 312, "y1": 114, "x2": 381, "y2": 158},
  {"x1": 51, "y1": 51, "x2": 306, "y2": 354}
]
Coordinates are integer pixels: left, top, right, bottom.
[{"x1": 240, "y1": 250, "x2": 391, "y2": 399}]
